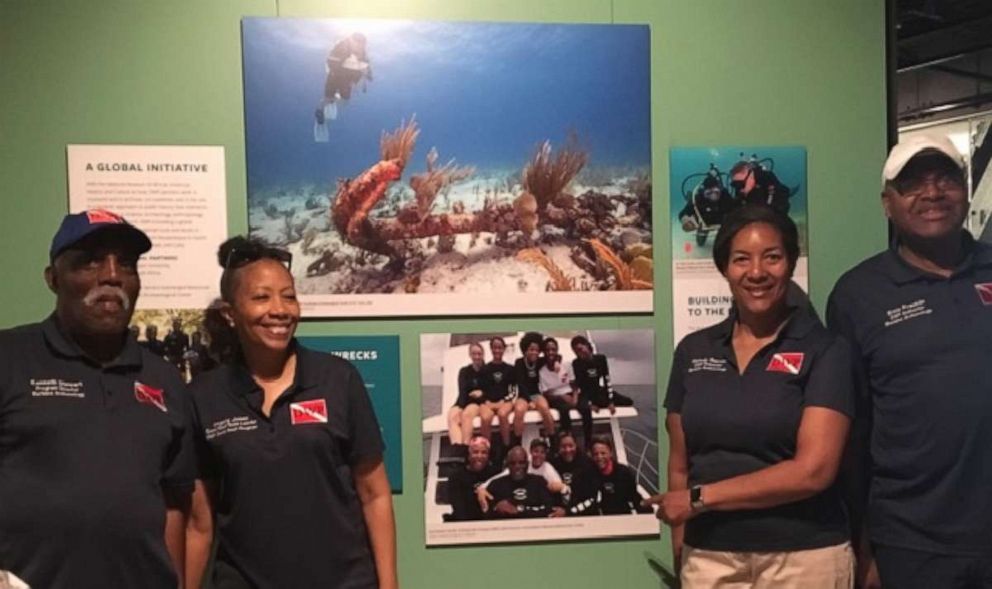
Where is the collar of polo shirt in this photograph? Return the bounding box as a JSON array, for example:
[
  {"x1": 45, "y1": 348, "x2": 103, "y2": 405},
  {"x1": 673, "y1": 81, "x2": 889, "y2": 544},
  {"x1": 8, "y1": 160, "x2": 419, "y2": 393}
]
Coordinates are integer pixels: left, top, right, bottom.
[
  {"x1": 42, "y1": 313, "x2": 143, "y2": 369},
  {"x1": 709, "y1": 300, "x2": 819, "y2": 344},
  {"x1": 228, "y1": 339, "x2": 324, "y2": 396},
  {"x1": 881, "y1": 232, "x2": 992, "y2": 284}
]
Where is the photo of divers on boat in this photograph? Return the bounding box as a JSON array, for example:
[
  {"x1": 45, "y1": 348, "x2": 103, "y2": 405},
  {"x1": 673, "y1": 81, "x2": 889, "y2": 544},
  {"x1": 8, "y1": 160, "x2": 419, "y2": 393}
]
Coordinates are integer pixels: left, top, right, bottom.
[{"x1": 420, "y1": 329, "x2": 659, "y2": 546}]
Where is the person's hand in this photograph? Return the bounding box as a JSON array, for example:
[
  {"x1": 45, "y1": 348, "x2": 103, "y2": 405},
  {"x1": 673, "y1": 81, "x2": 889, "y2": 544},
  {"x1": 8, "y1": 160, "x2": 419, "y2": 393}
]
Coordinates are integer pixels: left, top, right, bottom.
[
  {"x1": 549, "y1": 507, "x2": 566, "y2": 518},
  {"x1": 591, "y1": 404, "x2": 601, "y2": 413},
  {"x1": 856, "y1": 548, "x2": 881, "y2": 589},
  {"x1": 608, "y1": 403, "x2": 616, "y2": 415},
  {"x1": 494, "y1": 500, "x2": 518, "y2": 516},
  {"x1": 565, "y1": 394, "x2": 578, "y2": 407},
  {"x1": 681, "y1": 216, "x2": 698, "y2": 232},
  {"x1": 476, "y1": 488, "x2": 493, "y2": 512},
  {"x1": 643, "y1": 490, "x2": 694, "y2": 526}
]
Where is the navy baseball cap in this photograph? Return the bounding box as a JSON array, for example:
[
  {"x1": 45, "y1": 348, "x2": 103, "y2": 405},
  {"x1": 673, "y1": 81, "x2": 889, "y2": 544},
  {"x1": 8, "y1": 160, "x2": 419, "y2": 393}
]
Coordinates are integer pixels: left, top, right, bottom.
[{"x1": 49, "y1": 209, "x2": 152, "y2": 263}]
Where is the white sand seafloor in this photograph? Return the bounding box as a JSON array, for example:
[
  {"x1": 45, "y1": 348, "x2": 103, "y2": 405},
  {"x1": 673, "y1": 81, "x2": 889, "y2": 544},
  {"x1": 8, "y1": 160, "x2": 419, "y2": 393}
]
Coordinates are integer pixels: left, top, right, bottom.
[{"x1": 248, "y1": 170, "x2": 650, "y2": 296}]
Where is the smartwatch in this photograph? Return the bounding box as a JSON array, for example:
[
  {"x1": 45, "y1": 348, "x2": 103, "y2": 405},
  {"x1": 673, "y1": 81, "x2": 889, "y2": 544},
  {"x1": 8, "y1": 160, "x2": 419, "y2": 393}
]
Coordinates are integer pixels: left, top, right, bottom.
[{"x1": 690, "y1": 484, "x2": 707, "y2": 512}]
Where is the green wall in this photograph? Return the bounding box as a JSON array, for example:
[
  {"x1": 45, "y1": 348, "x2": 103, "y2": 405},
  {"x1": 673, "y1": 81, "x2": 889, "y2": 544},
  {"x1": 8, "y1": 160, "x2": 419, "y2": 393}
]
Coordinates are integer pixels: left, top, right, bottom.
[{"x1": 0, "y1": 0, "x2": 887, "y2": 587}]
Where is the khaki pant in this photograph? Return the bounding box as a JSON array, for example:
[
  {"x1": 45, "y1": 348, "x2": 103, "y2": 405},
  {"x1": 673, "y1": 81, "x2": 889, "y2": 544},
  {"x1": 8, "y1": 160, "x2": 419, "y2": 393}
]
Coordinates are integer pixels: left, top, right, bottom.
[{"x1": 681, "y1": 541, "x2": 854, "y2": 589}]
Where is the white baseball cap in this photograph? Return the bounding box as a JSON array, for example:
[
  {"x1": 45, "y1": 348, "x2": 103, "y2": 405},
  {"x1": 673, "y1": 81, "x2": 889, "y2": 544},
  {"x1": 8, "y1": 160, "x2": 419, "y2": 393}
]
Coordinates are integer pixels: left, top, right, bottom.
[{"x1": 882, "y1": 134, "x2": 964, "y2": 188}]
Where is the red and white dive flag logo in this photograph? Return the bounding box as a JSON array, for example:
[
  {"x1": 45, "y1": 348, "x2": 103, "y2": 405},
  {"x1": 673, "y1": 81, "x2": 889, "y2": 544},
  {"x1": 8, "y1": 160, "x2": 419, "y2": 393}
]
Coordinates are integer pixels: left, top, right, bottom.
[
  {"x1": 975, "y1": 283, "x2": 992, "y2": 306},
  {"x1": 767, "y1": 352, "x2": 805, "y2": 375},
  {"x1": 290, "y1": 399, "x2": 328, "y2": 425},
  {"x1": 86, "y1": 209, "x2": 124, "y2": 224},
  {"x1": 134, "y1": 382, "x2": 167, "y2": 412}
]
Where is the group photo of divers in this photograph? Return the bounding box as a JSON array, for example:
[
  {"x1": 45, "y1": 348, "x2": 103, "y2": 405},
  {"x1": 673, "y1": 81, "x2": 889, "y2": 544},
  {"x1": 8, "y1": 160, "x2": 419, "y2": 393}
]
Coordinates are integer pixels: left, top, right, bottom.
[
  {"x1": 421, "y1": 329, "x2": 659, "y2": 544},
  {"x1": 676, "y1": 153, "x2": 800, "y2": 247}
]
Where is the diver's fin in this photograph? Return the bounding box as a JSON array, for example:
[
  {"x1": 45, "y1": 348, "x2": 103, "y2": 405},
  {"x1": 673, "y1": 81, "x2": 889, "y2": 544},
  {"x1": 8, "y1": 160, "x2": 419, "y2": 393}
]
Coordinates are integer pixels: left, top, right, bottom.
[
  {"x1": 324, "y1": 102, "x2": 337, "y2": 121},
  {"x1": 313, "y1": 121, "x2": 329, "y2": 143}
]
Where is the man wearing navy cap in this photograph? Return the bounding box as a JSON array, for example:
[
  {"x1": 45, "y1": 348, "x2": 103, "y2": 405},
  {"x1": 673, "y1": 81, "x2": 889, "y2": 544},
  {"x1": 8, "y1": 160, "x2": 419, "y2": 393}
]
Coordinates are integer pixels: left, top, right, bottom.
[
  {"x1": 827, "y1": 136, "x2": 992, "y2": 588},
  {"x1": 0, "y1": 209, "x2": 193, "y2": 588}
]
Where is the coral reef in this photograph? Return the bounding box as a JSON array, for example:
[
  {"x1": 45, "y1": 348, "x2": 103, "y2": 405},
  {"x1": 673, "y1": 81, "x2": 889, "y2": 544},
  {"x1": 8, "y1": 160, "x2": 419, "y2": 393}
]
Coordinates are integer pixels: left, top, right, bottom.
[
  {"x1": 321, "y1": 117, "x2": 652, "y2": 293},
  {"x1": 585, "y1": 238, "x2": 652, "y2": 290},
  {"x1": 380, "y1": 116, "x2": 419, "y2": 166},
  {"x1": 410, "y1": 147, "x2": 474, "y2": 221},
  {"x1": 330, "y1": 117, "x2": 418, "y2": 256},
  {"x1": 513, "y1": 192, "x2": 538, "y2": 235},
  {"x1": 522, "y1": 134, "x2": 587, "y2": 214}
]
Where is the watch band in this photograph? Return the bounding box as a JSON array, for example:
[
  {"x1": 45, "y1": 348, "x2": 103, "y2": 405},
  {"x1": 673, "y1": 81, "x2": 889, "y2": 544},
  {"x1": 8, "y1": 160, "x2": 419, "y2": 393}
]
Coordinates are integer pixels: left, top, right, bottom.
[{"x1": 690, "y1": 484, "x2": 706, "y2": 512}]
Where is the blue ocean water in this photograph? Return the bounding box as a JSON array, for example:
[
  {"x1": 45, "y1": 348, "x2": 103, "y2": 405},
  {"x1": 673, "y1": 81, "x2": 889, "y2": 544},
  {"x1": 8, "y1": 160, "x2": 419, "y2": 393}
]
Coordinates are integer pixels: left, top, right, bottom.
[{"x1": 242, "y1": 19, "x2": 652, "y2": 196}]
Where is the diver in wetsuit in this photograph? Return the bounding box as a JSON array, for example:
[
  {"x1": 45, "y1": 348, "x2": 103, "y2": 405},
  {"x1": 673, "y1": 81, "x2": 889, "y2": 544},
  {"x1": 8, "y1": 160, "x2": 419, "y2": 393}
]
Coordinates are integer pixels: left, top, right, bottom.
[
  {"x1": 314, "y1": 32, "x2": 373, "y2": 141},
  {"x1": 729, "y1": 158, "x2": 792, "y2": 214},
  {"x1": 679, "y1": 171, "x2": 738, "y2": 246}
]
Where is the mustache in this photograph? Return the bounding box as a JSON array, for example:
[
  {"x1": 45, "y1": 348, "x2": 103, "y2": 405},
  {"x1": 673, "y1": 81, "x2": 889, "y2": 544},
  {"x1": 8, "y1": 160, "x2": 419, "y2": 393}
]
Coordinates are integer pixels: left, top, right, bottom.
[{"x1": 83, "y1": 285, "x2": 131, "y2": 312}]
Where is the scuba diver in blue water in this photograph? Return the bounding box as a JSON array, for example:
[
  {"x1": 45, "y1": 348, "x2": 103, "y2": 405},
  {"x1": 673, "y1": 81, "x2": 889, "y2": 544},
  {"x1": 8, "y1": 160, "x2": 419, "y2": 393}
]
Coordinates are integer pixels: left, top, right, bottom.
[
  {"x1": 729, "y1": 154, "x2": 794, "y2": 214},
  {"x1": 678, "y1": 164, "x2": 738, "y2": 246},
  {"x1": 314, "y1": 32, "x2": 373, "y2": 142}
]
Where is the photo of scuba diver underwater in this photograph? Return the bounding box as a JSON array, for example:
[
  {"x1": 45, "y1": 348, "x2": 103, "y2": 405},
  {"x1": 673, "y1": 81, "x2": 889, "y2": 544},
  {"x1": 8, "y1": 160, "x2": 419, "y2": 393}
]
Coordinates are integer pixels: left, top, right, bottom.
[
  {"x1": 313, "y1": 32, "x2": 372, "y2": 143},
  {"x1": 420, "y1": 329, "x2": 659, "y2": 546},
  {"x1": 668, "y1": 146, "x2": 808, "y2": 344},
  {"x1": 241, "y1": 19, "x2": 653, "y2": 318},
  {"x1": 670, "y1": 148, "x2": 806, "y2": 255}
]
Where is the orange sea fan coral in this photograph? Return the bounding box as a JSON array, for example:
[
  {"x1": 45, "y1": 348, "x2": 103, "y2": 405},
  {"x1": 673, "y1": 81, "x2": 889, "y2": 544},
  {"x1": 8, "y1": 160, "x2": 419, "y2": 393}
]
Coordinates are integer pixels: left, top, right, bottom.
[
  {"x1": 585, "y1": 238, "x2": 652, "y2": 290},
  {"x1": 517, "y1": 248, "x2": 573, "y2": 291}
]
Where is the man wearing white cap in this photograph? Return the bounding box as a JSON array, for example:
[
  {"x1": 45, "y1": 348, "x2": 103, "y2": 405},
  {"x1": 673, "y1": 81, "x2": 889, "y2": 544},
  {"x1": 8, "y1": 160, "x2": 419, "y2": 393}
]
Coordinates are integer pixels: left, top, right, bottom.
[{"x1": 827, "y1": 136, "x2": 992, "y2": 588}]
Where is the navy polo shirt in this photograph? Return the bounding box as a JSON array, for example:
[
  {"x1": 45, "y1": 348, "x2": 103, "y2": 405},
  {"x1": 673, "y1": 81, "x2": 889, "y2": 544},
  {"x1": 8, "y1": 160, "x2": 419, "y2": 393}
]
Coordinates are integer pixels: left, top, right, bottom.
[
  {"x1": 0, "y1": 315, "x2": 193, "y2": 589},
  {"x1": 826, "y1": 236, "x2": 992, "y2": 556},
  {"x1": 190, "y1": 342, "x2": 384, "y2": 589},
  {"x1": 665, "y1": 305, "x2": 855, "y2": 552}
]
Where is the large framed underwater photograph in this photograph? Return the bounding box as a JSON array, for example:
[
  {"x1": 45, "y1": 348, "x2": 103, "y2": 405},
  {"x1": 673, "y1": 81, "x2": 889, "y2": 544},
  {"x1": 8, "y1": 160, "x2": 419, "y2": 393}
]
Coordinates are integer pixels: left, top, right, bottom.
[
  {"x1": 420, "y1": 329, "x2": 659, "y2": 546},
  {"x1": 669, "y1": 146, "x2": 809, "y2": 344},
  {"x1": 242, "y1": 19, "x2": 653, "y2": 317}
]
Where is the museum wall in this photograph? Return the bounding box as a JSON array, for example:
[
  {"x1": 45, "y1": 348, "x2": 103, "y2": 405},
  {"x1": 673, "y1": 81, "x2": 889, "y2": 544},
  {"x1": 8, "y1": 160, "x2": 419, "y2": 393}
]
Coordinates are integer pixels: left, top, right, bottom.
[{"x1": 0, "y1": 0, "x2": 886, "y2": 586}]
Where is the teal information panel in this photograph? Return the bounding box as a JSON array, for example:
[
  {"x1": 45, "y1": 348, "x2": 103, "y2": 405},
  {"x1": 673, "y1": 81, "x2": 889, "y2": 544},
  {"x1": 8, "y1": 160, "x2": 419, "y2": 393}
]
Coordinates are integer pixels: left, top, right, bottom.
[{"x1": 299, "y1": 335, "x2": 402, "y2": 492}]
